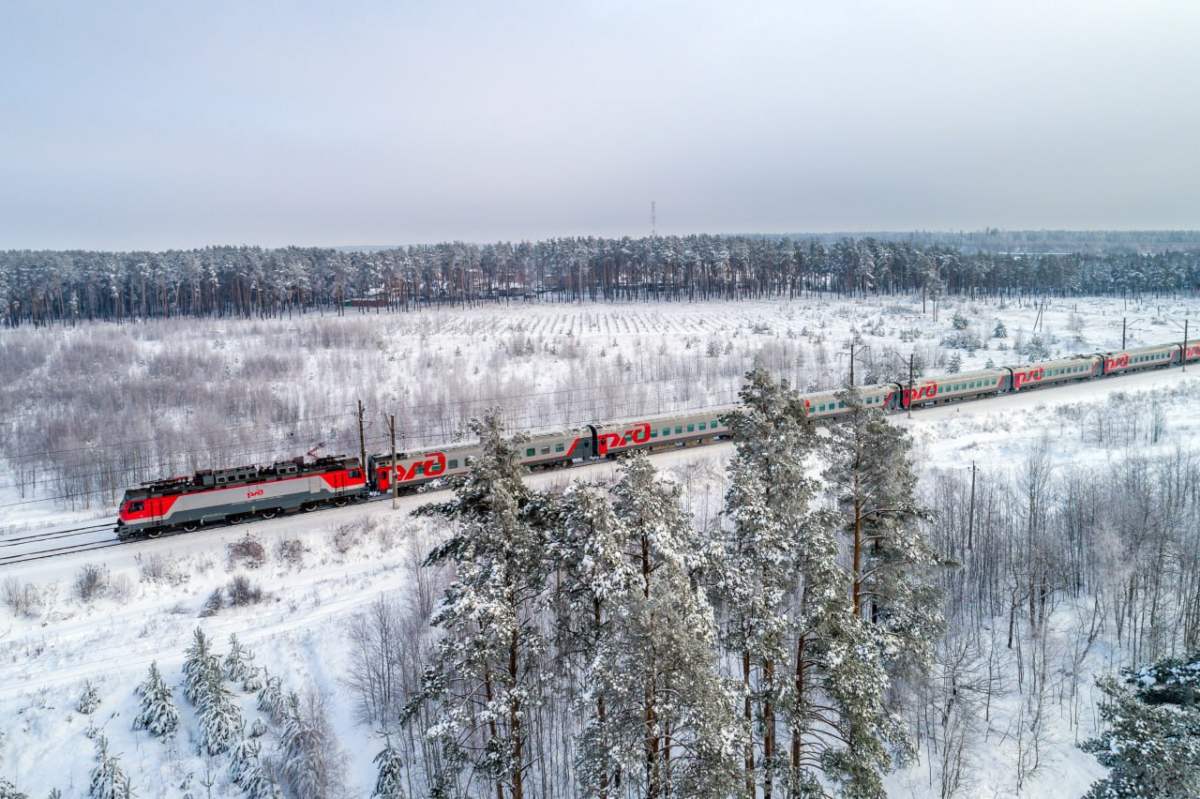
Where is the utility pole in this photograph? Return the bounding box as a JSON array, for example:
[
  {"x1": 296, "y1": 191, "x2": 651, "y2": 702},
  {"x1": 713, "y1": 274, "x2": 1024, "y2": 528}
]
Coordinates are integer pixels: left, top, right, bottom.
[
  {"x1": 908, "y1": 353, "x2": 915, "y2": 419},
  {"x1": 389, "y1": 414, "x2": 399, "y2": 509},
  {"x1": 1183, "y1": 319, "x2": 1189, "y2": 373},
  {"x1": 967, "y1": 461, "x2": 976, "y2": 551},
  {"x1": 357, "y1": 400, "x2": 367, "y2": 473},
  {"x1": 1122, "y1": 317, "x2": 1126, "y2": 349}
]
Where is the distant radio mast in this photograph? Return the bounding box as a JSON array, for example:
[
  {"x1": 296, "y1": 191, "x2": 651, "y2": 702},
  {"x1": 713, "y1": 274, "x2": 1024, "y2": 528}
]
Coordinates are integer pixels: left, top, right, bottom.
[{"x1": 651, "y1": 200, "x2": 657, "y2": 238}]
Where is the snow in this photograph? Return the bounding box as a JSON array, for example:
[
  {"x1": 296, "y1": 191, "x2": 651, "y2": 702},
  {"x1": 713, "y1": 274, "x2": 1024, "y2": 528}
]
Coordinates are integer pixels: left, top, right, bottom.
[{"x1": 2, "y1": 293, "x2": 1200, "y2": 795}]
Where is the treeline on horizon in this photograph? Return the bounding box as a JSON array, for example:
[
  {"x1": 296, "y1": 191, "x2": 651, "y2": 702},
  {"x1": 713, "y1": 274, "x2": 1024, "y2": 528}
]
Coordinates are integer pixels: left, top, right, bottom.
[{"x1": 2, "y1": 231, "x2": 1199, "y2": 327}]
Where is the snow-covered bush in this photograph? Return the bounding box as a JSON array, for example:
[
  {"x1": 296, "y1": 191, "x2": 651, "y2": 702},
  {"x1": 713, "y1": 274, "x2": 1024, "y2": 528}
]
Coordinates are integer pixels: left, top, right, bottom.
[
  {"x1": 74, "y1": 564, "x2": 109, "y2": 603},
  {"x1": 227, "y1": 535, "x2": 268, "y2": 570},
  {"x1": 226, "y1": 575, "x2": 265, "y2": 607},
  {"x1": 2, "y1": 577, "x2": 42, "y2": 618}
]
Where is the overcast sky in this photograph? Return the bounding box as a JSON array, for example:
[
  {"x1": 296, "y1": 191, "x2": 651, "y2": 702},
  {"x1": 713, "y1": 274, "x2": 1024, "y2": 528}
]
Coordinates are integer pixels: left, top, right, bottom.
[{"x1": 2, "y1": 1, "x2": 1197, "y2": 251}]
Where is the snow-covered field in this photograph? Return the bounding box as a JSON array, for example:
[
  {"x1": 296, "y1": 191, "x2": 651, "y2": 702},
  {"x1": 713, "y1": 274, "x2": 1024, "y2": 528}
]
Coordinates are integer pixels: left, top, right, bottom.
[{"x1": 2, "y1": 294, "x2": 1199, "y2": 796}]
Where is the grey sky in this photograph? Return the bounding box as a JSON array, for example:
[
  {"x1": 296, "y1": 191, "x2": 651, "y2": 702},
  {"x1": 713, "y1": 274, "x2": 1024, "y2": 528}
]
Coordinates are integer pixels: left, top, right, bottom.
[{"x1": 2, "y1": 1, "x2": 1197, "y2": 250}]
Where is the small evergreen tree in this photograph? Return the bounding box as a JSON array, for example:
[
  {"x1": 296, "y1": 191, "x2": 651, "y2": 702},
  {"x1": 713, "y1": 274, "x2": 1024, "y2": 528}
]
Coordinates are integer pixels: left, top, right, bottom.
[
  {"x1": 182, "y1": 627, "x2": 219, "y2": 705},
  {"x1": 0, "y1": 777, "x2": 28, "y2": 799},
  {"x1": 372, "y1": 738, "x2": 407, "y2": 798},
  {"x1": 224, "y1": 633, "x2": 254, "y2": 684},
  {"x1": 133, "y1": 661, "x2": 179, "y2": 738},
  {"x1": 197, "y1": 673, "x2": 244, "y2": 756},
  {"x1": 77, "y1": 681, "x2": 101, "y2": 715},
  {"x1": 89, "y1": 735, "x2": 134, "y2": 799},
  {"x1": 257, "y1": 669, "x2": 287, "y2": 724},
  {"x1": 947, "y1": 352, "x2": 962, "y2": 373}
]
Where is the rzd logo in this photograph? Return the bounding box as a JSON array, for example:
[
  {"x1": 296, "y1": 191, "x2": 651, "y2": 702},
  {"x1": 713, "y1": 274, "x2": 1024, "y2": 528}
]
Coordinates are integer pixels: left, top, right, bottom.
[
  {"x1": 1014, "y1": 368, "x2": 1045, "y2": 389},
  {"x1": 903, "y1": 383, "x2": 938, "y2": 405},
  {"x1": 246, "y1": 488, "x2": 264, "y2": 499},
  {"x1": 1105, "y1": 354, "x2": 1130, "y2": 372},
  {"x1": 392, "y1": 452, "x2": 447, "y2": 483},
  {"x1": 598, "y1": 423, "x2": 651, "y2": 455}
]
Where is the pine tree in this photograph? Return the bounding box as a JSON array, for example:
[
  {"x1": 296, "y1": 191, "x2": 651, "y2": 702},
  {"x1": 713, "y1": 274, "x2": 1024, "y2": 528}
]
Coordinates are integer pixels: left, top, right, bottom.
[
  {"x1": 197, "y1": 673, "x2": 244, "y2": 756},
  {"x1": 371, "y1": 738, "x2": 407, "y2": 798},
  {"x1": 410, "y1": 410, "x2": 550, "y2": 799},
  {"x1": 182, "y1": 627, "x2": 219, "y2": 705},
  {"x1": 224, "y1": 633, "x2": 254, "y2": 684},
  {"x1": 825, "y1": 384, "x2": 945, "y2": 684},
  {"x1": 545, "y1": 481, "x2": 636, "y2": 797},
  {"x1": 947, "y1": 352, "x2": 962, "y2": 373},
  {"x1": 279, "y1": 689, "x2": 343, "y2": 799},
  {"x1": 1082, "y1": 651, "x2": 1200, "y2": 798},
  {"x1": 89, "y1": 735, "x2": 134, "y2": 799},
  {"x1": 133, "y1": 661, "x2": 179, "y2": 738},
  {"x1": 715, "y1": 366, "x2": 820, "y2": 797},
  {"x1": 77, "y1": 680, "x2": 101, "y2": 715},
  {"x1": 606, "y1": 453, "x2": 743, "y2": 799},
  {"x1": 0, "y1": 777, "x2": 28, "y2": 799},
  {"x1": 257, "y1": 669, "x2": 287, "y2": 724}
]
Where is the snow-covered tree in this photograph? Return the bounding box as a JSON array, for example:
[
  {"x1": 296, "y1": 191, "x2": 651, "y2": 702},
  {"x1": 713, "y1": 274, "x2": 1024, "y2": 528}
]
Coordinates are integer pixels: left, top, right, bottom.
[
  {"x1": 0, "y1": 777, "x2": 28, "y2": 799},
  {"x1": 89, "y1": 735, "x2": 134, "y2": 799},
  {"x1": 257, "y1": 669, "x2": 287, "y2": 724},
  {"x1": 606, "y1": 453, "x2": 743, "y2": 798},
  {"x1": 133, "y1": 661, "x2": 179, "y2": 738},
  {"x1": 545, "y1": 481, "x2": 636, "y2": 796},
  {"x1": 224, "y1": 633, "x2": 254, "y2": 684},
  {"x1": 182, "y1": 627, "x2": 219, "y2": 705},
  {"x1": 1081, "y1": 651, "x2": 1200, "y2": 798},
  {"x1": 279, "y1": 689, "x2": 345, "y2": 799},
  {"x1": 826, "y1": 384, "x2": 945, "y2": 684},
  {"x1": 410, "y1": 409, "x2": 550, "y2": 798},
  {"x1": 197, "y1": 673, "x2": 244, "y2": 756},
  {"x1": 77, "y1": 681, "x2": 101, "y2": 715},
  {"x1": 371, "y1": 738, "x2": 407, "y2": 799},
  {"x1": 715, "y1": 366, "x2": 820, "y2": 795}
]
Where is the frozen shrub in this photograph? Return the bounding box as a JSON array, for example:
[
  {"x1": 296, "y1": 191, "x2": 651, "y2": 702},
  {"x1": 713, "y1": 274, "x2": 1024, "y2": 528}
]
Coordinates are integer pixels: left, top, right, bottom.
[
  {"x1": 226, "y1": 575, "x2": 265, "y2": 607},
  {"x1": 276, "y1": 538, "x2": 307, "y2": 569},
  {"x1": 329, "y1": 523, "x2": 356, "y2": 555},
  {"x1": 74, "y1": 564, "x2": 109, "y2": 603},
  {"x1": 135, "y1": 552, "x2": 185, "y2": 585},
  {"x1": 2, "y1": 577, "x2": 43, "y2": 618},
  {"x1": 201, "y1": 588, "x2": 225, "y2": 617},
  {"x1": 0, "y1": 776, "x2": 29, "y2": 798},
  {"x1": 228, "y1": 535, "x2": 268, "y2": 570},
  {"x1": 952, "y1": 312, "x2": 969, "y2": 330}
]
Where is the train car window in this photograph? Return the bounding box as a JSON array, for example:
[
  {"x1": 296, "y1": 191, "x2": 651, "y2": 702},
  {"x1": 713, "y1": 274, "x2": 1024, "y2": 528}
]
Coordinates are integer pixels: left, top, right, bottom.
[
  {"x1": 819, "y1": 405, "x2": 826, "y2": 412},
  {"x1": 449, "y1": 459, "x2": 458, "y2": 469},
  {"x1": 350, "y1": 470, "x2": 361, "y2": 479},
  {"x1": 541, "y1": 446, "x2": 550, "y2": 454},
  {"x1": 675, "y1": 426, "x2": 682, "y2": 434},
  {"x1": 687, "y1": 424, "x2": 695, "y2": 432},
  {"x1": 662, "y1": 427, "x2": 670, "y2": 436},
  {"x1": 556, "y1": 444, "x2": 565, "y2": 452},
  {"x1": 526, "y1": 447, "x2": 535, "y2": 457},
  {"x1": 651, "y1": 430, "x2": 658, "y2": 438},
  {"x1": 415, "y1": 464, "x2": 424, "y2": 475},
  {"x1": 838, "y1": 402, "x2": 845, "y2": 409},
  {"x1": 713, "y1": 419, "x2": 720, "y2": 427},
  {"x1": 699, "y1": 422, "x2": 707, "y2": 431}
]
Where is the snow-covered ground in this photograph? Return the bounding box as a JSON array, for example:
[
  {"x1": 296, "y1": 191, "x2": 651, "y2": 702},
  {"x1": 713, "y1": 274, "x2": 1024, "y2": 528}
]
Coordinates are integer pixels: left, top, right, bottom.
[{"x1": 2, "y1": 294, "x2": 1199, "y2": 796}]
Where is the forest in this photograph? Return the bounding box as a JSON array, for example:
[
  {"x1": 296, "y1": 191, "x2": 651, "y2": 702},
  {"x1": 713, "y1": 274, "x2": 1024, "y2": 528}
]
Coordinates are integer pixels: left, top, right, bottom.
[{"x1": 3, "y1": 232, "x2": 1200, "y2": 327}]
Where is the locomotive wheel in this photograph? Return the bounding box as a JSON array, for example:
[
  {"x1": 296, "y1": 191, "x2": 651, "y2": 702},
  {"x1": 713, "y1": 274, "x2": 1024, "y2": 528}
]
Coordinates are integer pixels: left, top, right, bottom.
[
  {"x1": 181, "y1": 522, "x2": 199, "y2": 533},
  {"x1": 147, "y1": 528, "x2": 163, "y2": 539},
  {"x1": 227, "y1": 514, "x2": 244, "y2": 525},
  {"x1": 300, "y1": 501, "x2": 318, "y2": 513},
  {"x1": 333, "y1": 497, "x2": 348, "y2": 507},
  {"x1": 260, "y1": 508, "x2": 278, "y2": 520}
]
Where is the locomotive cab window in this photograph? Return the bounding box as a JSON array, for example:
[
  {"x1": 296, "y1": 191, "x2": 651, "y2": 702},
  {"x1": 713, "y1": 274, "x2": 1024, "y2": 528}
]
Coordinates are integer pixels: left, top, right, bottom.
[
  {"x1": 349, "y1": 470, "x2": 361, "y2": 479},
  {"x1": 128, "y1": 501, "x2": 144, "y2": 512}
]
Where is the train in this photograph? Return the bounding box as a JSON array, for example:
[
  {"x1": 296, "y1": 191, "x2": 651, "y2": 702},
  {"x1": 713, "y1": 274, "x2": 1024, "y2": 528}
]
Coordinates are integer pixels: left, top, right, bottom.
[{"x1": 115, "y1": 338, "x2": 1200, "y2": 540}]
